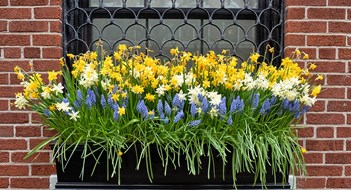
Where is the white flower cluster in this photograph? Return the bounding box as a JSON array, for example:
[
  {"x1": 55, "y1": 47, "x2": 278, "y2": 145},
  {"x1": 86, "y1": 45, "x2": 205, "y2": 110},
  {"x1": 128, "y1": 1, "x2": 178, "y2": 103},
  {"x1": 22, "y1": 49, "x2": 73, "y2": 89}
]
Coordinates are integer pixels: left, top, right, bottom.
[{"x1": 79, "y1": 64, "x2": 99, "y2": 88}]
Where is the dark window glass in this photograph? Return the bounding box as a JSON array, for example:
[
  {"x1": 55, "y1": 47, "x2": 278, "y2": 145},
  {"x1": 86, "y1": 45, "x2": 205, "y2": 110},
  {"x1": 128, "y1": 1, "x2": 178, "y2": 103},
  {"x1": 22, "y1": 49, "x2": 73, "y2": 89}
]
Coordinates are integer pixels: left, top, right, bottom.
[{"x1": 63, "y1": 0, "x2": 284, "y2": 62}]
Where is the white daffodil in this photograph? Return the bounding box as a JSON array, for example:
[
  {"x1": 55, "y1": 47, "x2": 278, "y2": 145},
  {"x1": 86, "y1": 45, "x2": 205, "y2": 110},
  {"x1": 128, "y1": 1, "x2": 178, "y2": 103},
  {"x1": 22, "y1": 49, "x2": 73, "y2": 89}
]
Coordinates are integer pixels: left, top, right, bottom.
[
  {"x1": 52, "y1": 83, "x2": 64, "y2": 95},
  {"x1": 207, "y1": 91, "x2": 221, "y2": 106},
  {"x1": 156, "y1": 85, "x2": 166, "y2": 96},
  {"x1": 177, "y1": 90, "x2": 187, "y2": 101},
  {"x1": 14, "y1": 93, "x2": 28, "y2": 109},
  {"x1": 79, "y1": 65, "x2": 99, "y2": 88},
  {"x1": 69, "y1": 111, "x2": 80, "y2": 121},
  {"x1": 56, "y1": 101, "x2": 72, "y2": 112}
]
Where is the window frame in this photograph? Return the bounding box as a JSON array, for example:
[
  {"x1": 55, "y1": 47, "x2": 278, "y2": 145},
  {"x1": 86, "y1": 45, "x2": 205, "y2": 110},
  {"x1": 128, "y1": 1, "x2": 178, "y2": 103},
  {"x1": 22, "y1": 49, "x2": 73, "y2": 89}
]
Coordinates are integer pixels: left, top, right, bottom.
[{"x1": 63, "y1": 0, "x2": 284, "y2": 63}]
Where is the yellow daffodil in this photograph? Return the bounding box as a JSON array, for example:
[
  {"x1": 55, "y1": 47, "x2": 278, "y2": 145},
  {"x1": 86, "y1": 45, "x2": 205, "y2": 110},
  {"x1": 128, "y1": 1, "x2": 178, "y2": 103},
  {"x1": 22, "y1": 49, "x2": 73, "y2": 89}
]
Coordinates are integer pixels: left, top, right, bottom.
[
  {"x1": 118, "y1": 150, "x2": 123, "y2": 157},
  {"x1": 145, "y1": 93, "x2": 155, "y2": 102},
  {"x1": 249, "y1": 53, "x2": 260, "y2": 63},
  {"x1": 48, "y1": 70, "x2": 59, "y2": 81},
  {"x1": 301, "y1": 147, "x2": 307, "y2": 154},
  {"x1": 303, "y1": 53, "x2": 309, "y2": 59},
  {"x1": 309, "y1": 63, "x2": 317, "y2": 70},
  {"x1": 311, "y1": 85, "x2": 321, "y2": 97},
  {"x1": 315, "y1": 74, "x2": 324, "y2": 81},
  {"x1": 67, "y1": 53, "x2": 75, "y2": 59},
  {"x1": 131, "y1": 85, "x2": 144, "y2": 94},
  {"x1": 118, "y1": 107, "x2": 126, "y2": 116},
  {"x1": 170, "y1": 47, "x2": 179, "y2": 56},
  {"x1": 269, "y1": 47, "x2": 274, "y2": 53}
]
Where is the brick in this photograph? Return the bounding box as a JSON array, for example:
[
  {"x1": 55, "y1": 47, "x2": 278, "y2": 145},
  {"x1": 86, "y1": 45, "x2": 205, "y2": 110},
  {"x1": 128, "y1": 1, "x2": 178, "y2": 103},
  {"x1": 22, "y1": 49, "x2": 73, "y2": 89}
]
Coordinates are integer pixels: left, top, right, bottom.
[
  {"x1": 31, "y1": 113, "x2": 43, "y2": 124},
  {"x1": 347, "y1": 140, "x2": 351, "y2": 151},
  {"x1": 30, "y1": 138, "x2": 50, "y2": 150},
  {"x1": 295, "y1": 127, "x2": 314, "y2": 138},
  {"x1": 306, "y1": 140, "x2": 343, "y2": 151},
  {"x1": 307, "y1": 35, "x2": 346, "y2": 46},
  {"x1": 308, "y1": 8, "x2": 345, "y2": 19},
  {"x1": 0, "y1": 0, "x2": 8, "y2": 6},
  {"x1": 0, "y1": 86, "x2": 24, "y2": 98},
  {"x1": 337, "y1": 127, "x2": 351, "y2": 138},
  {"x1": 316, "y1": 127, "x2": 334, "y2": 138},
  {"x1": 346, "y1": 166, "x2": 351, "y2": 176},
  {"x1": 0, "y1": 126, "x2": 13, "y2": 137},
  {"x1": 328, "y1": 101, "x2": 351, "y2": 112},
  {"x1": 11, "y1": 152, "x2": 49, "y2": 163},
  {"x1": 33, "y1": 60, "x2": 62, "y2": 71},
  {"x1": 50, "y1": 0, "x2": 61, "y2": 5},
  {"x1": 0, "y1": 165, "x2": 28, "y2": 176},
  {"x1": 339, "y1": 48, "x2": 351, "y2": 59},
  {"x1": 286, "y1": 7, "x2": 305, "y2": 19},
  {"x1": 285, "y1": 34, "x2": 305, "y2": 46},
  {"x1": 24, "y1": 47, "x2": 41, "y2": 58},
  {"x1": 285, "y1": 0, "x2": 326, "y2": 6},
  {"x1": 50, "y1": 21, "x2": 62, "y2": 33},
  {"x1": 0, "y1": 60, "x2": 31, "y2": 72},
  {"x1": 318, "y1": 87, "x2": 345, "y2": 99},
  {"x1": 15, "y1": 126, "x2": 41, "y2": 137},
  {"x1": 0, "y1": 35, "x2": 30, "y2": 46},
  {"x1": 10, "y1": 0, "x2": 48, "y2": 6},
  {"x1": 0, "y1": 8, "x2": 32, "y2": 19},
  {"x1": 306, "y1": 166, "x2": 342, "y2": 176},
  {"x1": 286, "y1": 21, "x2": 326, "y2": 33},
  {"x1": 0, "y1": 20, "x2": 7, "y2": 31},
  {"x1": 319, "y1": 48, "x2": 336, "y2": 60},
  {"x1": 42, "y1": 47, "x2": 62, "y2": 58},
  {"x1": 31, "y1": 165, "x2": 56, "y2": 176},
  {"x1": 9, "y1": 21, "x2": 48, "y2": 32},
  {"x1": 296, "y1": 177, "x2": 326, "y2": 188},
  {"x1": 327, "y1": 178, "x2": 351, "y2": 188},
  {"x1": 0, "y1": 178, "x2": 9, "y2": 188},
  {"x1": 329, "y1": 22, "x2": 351, "y2": 33},
  {"x1": 43, "y1": 127, "x2": 58, "y2": 137},
  {"x1": 306, "y1": 113, "x2": 345, "y2": 125},
  {"x1": 35, "y1": 7, "x2": 62, "y2": 19},
  {"x1": 303, "y1": 153, "x2": 323, "y2": 164},
  {"x1": 327, "y1": 75, "x2": 351, "y2": 86},
  {"x1": 0, "y1": 74, "x2": 8, "y2": 85},
  {"x1": 10, "y1": 178, "x2": 49, "y2": 189},
  {"x1": 3, "y1": 48, "x2": 21, "y2": 59},
  {"x1": 0, "y1": 139, "x2": 27, "y2": 150},
  {"x1": 329, "y1": 0, "x2": 351, "y2": 6},
  {"x1": 33, "y1": 34, "x2": 62, "y2": 46},
  {"x1": 0, "y1": 152, "x2": 9, "y2": 162},
  {"x1": 0, "y1": 113, "x2": 29, "y2": 124},
  {"x1": 348, "y1": 114, "x2": 351, "y2": 125},
  {"x1": 348, "y1": 88, "x2": 351, "y2": 99},
  {"x1": 326, "y1": 153, "x2": 351, "y2": 164},
  {"x1": 309, "y1": 100, "x2": 324, "y2": 112}
]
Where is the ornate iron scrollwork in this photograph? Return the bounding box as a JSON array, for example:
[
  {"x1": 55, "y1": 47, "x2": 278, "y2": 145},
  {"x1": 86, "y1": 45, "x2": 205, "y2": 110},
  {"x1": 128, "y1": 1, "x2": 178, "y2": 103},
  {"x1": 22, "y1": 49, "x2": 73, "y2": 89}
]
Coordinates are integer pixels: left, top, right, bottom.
[{"x1": 63, "y1": 0, "x2": 284, "y2": 63}]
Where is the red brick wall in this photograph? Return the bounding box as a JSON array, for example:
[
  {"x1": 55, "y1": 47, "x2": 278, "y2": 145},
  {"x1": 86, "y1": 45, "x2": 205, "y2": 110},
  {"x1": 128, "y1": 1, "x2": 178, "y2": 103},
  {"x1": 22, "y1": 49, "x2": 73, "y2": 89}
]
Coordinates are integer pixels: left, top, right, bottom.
[
  {"x1": 0, "y1": 0, "x2": 61, "y2": 188},
  {"x1": 0, "y1": 0, "x2": 350, "y2": 189},
  {"x1": 285, "y1": 0, "x2": 351, "y2": 189}
]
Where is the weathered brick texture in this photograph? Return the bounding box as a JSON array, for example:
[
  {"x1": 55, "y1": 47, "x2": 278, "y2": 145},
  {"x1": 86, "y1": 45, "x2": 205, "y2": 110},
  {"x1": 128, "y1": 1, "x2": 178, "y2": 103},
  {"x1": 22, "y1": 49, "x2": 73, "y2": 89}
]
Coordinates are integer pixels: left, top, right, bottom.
[
  {"x1": 0, "y1": 0, "x2": 62, "y2": 188},
  {"x1": 285, "y1": 0, "x2": 351, "y2": 188}
]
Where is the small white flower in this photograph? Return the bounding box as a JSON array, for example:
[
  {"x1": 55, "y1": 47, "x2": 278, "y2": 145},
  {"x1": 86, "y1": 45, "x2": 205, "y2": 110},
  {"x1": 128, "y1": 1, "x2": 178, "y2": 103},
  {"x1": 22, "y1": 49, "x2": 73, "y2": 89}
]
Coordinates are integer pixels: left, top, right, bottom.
[
  {"x1": 209, "y1": 107, "x2": 219, "y2": 118},
  {"x1": 56, "y1": 101, "x2": 72, "y2": 112},
  {"x1": 178, "y1": 90, "x2": 187, "y2": 101},
  {"x1": 69, "y1": 111, "x2": 80, "y2": 121},
  {"x1": 207, "y1": 91, "x2": 221, "y2": 106},
  {"x1": 52, "y1": 83, "x2": 64, "y2": 95},
  {"x1": 156, "y1": 85, "x2": 166, "y2": 96},
  {"x1": 14, "y1": 93, "x2": 28, "y2": 109}
]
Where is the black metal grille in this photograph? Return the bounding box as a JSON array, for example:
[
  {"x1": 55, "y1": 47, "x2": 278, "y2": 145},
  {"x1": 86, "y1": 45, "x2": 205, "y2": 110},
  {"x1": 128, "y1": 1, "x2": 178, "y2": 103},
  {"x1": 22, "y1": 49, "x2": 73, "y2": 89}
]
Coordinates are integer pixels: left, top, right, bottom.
[{"x1": 63, "y1": 0, "x2": 284, "y2": 62}]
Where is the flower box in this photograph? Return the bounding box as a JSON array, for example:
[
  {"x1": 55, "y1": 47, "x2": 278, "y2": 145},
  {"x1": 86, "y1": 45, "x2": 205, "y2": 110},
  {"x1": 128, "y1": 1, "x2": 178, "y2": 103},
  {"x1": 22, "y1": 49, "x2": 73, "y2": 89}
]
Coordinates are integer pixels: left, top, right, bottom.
[{"x1": 52, "y1": 143, "x2": 290, "y2": 189}]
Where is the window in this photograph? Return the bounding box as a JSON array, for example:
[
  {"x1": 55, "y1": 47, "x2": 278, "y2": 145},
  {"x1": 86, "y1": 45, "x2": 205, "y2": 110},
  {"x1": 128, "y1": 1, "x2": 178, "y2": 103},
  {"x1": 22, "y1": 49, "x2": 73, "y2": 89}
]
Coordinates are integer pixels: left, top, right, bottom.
[{"x1": 63, "y1": 0, "x2": 284, "y2": 62}]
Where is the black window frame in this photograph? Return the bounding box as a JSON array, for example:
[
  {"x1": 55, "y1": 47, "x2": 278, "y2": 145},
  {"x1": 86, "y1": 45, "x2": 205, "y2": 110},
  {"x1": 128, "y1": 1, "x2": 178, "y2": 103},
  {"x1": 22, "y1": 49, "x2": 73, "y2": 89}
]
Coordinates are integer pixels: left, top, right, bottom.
[{"x1": 63, "y1": 0, "x2": 284, "y2": 63}]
